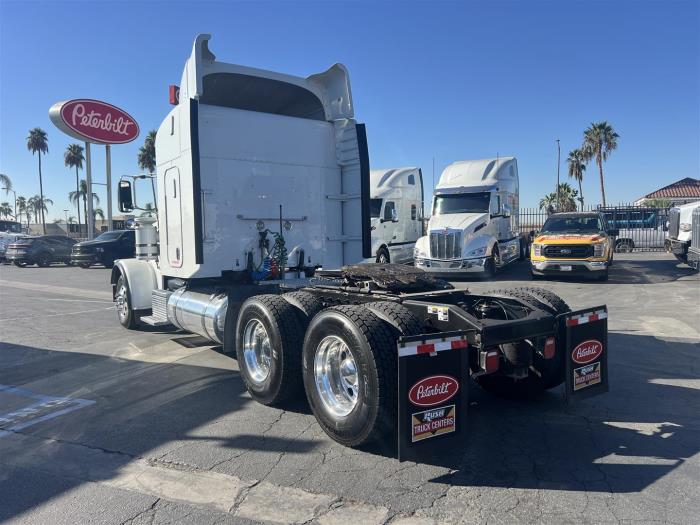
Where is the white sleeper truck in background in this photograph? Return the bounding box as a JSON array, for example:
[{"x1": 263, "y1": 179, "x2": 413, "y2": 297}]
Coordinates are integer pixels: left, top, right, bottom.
[
  {"x1": 369, "y1": 167, "x2": 424, "y2": 264},
  {"x1": 413, "y1": 157, "x2": 526, "y2": 277}
]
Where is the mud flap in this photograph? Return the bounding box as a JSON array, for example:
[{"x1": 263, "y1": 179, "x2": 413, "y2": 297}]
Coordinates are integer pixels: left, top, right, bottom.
[
  {"x1": 397, "y1": 331, "x2": 469, "y2": 462},
  {"x1": 560, "y1": 306, "x2": 609, "y2": 403}
]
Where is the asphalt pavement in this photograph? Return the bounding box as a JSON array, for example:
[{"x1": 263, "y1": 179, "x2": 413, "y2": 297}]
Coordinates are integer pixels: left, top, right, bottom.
[{"x1": 0, "y1": 253, "x2": 698, "y2": 524}]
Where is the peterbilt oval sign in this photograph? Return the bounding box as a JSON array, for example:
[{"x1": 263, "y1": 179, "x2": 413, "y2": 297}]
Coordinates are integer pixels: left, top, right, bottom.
[
  {"x1": 49, "y1": 99, "x2": 139, "y2": 144},
  {"x1": 408, "y1": 375, "x2": 459, "y2": 407},
  {"x1": 571, "y1": 339, "x2": 603, "y2": 364}
]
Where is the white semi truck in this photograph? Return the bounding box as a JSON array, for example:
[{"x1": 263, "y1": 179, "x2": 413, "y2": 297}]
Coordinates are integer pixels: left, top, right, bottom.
[
  {"x1": 369, "y1": 167, "x2": 423, "y2": 264},
  {"x1": 413, "y1": 157, "x2": 527, "y2": 277},
  {"x1": 666, "y1": 200, "x2": 700, "y2": 270},
  {"x1": 112, "y1": 35, "x2": 609, "y2": 450}
]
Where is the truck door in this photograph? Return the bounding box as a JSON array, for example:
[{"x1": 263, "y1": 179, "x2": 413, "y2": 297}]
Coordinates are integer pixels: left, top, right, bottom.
[{"x1": 164, "y1": 167, "x2": 184, "y2": 268}]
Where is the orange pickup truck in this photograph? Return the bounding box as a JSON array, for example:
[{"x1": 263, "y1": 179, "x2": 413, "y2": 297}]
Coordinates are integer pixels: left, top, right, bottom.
[{"x1": 530, "y1": 211, "x2": 618, "y2": 280}]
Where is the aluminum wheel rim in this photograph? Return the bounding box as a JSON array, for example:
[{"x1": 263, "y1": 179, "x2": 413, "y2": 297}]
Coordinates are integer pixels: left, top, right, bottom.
[
  {"x1": 243, "y1": 319, "x2": 272, "y2": 384},
  {"x1": 116, "y1": 283, "x2": 129, "y2": 322},
  {"x1": 314, "y1": 335, "x2": 359, "y2": 417}
]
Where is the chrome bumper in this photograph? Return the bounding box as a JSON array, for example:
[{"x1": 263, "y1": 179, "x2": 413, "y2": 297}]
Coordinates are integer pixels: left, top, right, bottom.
[
  {"x1": 415, "y1": 256, "x2": 488, "y2": 273},
  {"x1": 532, "y1": 259, "x2": 608, "y2": 273}
]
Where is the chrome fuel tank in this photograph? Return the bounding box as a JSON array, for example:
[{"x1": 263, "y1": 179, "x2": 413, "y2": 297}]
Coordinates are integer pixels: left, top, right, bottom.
[{"x1": 166, "y1": 288, "x2": 228, "y2": 344}]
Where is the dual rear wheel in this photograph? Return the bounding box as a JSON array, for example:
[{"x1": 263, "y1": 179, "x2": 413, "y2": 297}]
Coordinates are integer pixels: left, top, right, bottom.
[{"x1": 235, "y1": 295, "x2": 419, "y2": 446}]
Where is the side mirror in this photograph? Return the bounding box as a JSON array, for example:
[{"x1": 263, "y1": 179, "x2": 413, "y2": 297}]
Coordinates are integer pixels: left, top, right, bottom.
[
  {"x1": 608, "y1": 228, "x2": 619, "y2": 237},
  {"x1": 501, "y1": 204, "x2": 512, "y2": 218},
  {"x1": 391, "y1": 208, "x2": 398, "y2": 222},
  {"x1": 118, "y1": 180, "x2": 134, "y2": 213}
]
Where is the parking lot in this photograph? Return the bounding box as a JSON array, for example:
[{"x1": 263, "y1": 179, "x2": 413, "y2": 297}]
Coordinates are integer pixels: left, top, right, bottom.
[{"x1": 0, "y1": 253, "x2": 698, "y2": 524}]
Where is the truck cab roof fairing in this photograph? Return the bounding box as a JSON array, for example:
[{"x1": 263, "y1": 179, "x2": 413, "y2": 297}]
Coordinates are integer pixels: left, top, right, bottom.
[{"x1": 181, "y1": 34, "x2": 354, "y2": 121}]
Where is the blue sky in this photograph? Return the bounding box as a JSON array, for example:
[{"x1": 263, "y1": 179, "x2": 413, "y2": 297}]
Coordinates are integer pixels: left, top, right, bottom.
[{"x1": 1, "y1": 0, "x2": 698, "y2": 221}]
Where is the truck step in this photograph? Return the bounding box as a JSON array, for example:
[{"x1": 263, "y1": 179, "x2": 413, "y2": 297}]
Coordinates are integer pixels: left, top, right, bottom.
[{"x1": 140, "y1": 315, "x2": 173, "y2": 327}]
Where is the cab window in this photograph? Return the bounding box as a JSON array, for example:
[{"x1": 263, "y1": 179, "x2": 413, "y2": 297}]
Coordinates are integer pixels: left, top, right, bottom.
[
  {"x1": 370, "y1": 199, "x2": 383, "y2": 219},
  {"x1": 384, "y1": 201, "x2": 396, "y2": 221}
]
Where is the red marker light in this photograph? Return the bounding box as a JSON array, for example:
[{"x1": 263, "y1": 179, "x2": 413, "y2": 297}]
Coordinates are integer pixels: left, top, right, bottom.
[{"x1": 544, "y1": 337, "x2": 556, "y2": 359}]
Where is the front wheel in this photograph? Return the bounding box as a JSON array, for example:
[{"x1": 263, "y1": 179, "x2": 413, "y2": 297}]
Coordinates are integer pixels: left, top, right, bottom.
[
  {"x1": 484, "y1": 248, "x2": 499, "y2": 278},
  {"x1": 13, "y1": 261, "x2": 28, "y2": 268},
  {"x1": 115, "y1": 275, "x2": 137, "y2": 329},
  {"x1": 79, "y1": 263, "x2": 91, "y2": 269},
  {"x1": 376, "y1": 247, "x2": 390, "y2": 264},
  {"x1": 303, "y1": 305, "x2": 397, "y2": 447}
]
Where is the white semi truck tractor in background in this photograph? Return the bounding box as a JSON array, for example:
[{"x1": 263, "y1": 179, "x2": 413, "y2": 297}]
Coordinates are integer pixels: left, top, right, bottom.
[
  {"x1": 413, "y1": 157, "x2": 527, "y2": 277},
  {"x1": 112, "y1": 35, "x2": 607, "y2": 449},
  {"x1": 369, "y1": 167, "x2": 423, "y2": 264},
  {"x1": 666, "y1": 200, "x2": 700, "y2": 270}
]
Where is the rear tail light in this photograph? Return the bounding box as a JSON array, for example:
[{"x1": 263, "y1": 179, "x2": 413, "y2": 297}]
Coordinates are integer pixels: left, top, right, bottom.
[
  {"x1": 544, "y1": 337, "x2": 556, "y2": 359},
  {"x1": 481, "y1": 348, "x2": 500, "y2": 374}
]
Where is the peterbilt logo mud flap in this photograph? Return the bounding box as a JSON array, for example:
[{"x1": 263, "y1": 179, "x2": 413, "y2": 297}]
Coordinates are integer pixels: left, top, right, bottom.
[
  {"x1": 561, "y1": 306, "x2": 609, "y2": 402},
  {"x1": 397, "y1": 331, "x2": 469, "y2": 462}
]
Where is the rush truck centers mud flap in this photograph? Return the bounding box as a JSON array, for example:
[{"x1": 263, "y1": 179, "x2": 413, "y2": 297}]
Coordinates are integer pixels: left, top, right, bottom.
[
  {"x1": 397, "y1": 308, "x2": 609, "y2": 462},
  {"x1": 397, "y1": 331, "x2": 470, "y2": 462},
  {"x1": 561, "y1": 305, "x2": 609, "y2": 402}
]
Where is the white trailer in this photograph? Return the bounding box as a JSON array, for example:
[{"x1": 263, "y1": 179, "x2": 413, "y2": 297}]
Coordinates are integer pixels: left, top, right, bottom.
[
  {"x1": 368, "y1": 167, "x2": 423, "y2": 264},
  {"x1": 112, "y1": 36, "x2": 606, "y2": 450},
  {"x1": 413, "y1": 157, "x2": 527, "y2": 277}
]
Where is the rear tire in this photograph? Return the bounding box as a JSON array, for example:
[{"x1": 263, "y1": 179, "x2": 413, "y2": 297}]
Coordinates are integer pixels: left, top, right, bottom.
[
  {"x1": 37, "y1": 253, "x2": 51, "y2": 267},
  {"x1": 365, "y1": 301, "x2": 421, "y2": 337},
  {"x1": 302, "y1": 305, "x2": 397, "y2": 447},
  {"x1": 236, "y1": 295, "x2": 305, "y2": 405}
]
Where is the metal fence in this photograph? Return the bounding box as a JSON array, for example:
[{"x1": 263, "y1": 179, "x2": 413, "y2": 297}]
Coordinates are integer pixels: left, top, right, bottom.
[{"x1": 518, "y1": 203, "x2": 670, "y2": 252}]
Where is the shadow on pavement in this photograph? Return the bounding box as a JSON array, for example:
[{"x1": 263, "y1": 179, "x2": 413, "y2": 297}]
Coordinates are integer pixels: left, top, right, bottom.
[
  {"x1": 0, "y1": 329, "x2": 698, "y2": 521},
  {"x1": 360, "y1": 332, "x2": 699, "y2": 493}
]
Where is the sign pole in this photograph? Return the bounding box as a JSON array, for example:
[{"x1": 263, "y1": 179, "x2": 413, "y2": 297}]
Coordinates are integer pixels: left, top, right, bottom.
[
  {"x1": 85, "y1": 142, "x2": 95, "y2": 239},
  {"x1": 106, "y1": 144, "x2": 113, "y2": 231}
]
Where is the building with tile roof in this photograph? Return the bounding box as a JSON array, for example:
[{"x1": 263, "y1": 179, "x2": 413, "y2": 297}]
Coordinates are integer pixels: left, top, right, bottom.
[{"x1": 635, "y1": 177, "x2": 700, "y2": 206}]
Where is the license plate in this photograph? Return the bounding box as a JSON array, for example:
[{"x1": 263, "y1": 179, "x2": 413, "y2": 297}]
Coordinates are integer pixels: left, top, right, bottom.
[{"x1": 560, "y1": 265, "x2": 572, "y2": 271}]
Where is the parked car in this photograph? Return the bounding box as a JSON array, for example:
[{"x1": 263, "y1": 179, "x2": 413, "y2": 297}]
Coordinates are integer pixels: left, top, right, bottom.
[
  {"x1": 5, "y1": 235, "x2": 76, "y2": 267},
  {"x1": 530, "y1": 211, "x2": 617, "y2": 280},
  {"x1": 71, "y1": 229, "x2": 136, "y2": 268},
  {"x1": 0, "y1": 232, "x2": 28, "y2": 263},
  {"x1": 601, "y1": 207, "x2": 667, "y2": 252}
]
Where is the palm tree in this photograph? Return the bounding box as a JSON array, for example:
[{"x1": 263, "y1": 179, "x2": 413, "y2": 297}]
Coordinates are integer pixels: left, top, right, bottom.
[
  {"x1": 69, "y1": 179, "x2": 100, "y2": 234},
  {"x1": 582, "y1": 121, "x2": 619, "y2": 207},
  {"x1": 0, "y1": 173, "x2": 11, "y2": 192},
  {"x1": 0, "y1": 202, "x2": 12, "y2": 219},
  {"x1": 93, "y1": 207, "x2": 105, "y2": 221},
  {"x1": 16, "y1": 196, "x2": 27, "y2": 227},
  {"x1": 540, "y1": 183, "x2": 579, "y2": 213},
  {"x1": 28, "y1": 194, "x2": 53, "y2": 224},
  {"x1": 27, "y1": 128, "x2": 49, "y2": 234},
  {"x1": 64, "y1": 144, "x2": 84, "y2": 233},
  {"x1": 567, "y1": 149, "x2": 587, "y2": 210},
  {"x1": 137, "y1": 130, "x2": 157, "y2": 173}
]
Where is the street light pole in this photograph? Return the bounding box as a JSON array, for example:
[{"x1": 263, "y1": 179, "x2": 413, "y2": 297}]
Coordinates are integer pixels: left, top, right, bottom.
[
  {"x1": 63, "y1": 209, "x2": 69, "y2": 232},
  {"x1": 556, "y1": 139, "x2": 561, "y2": 211}
]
